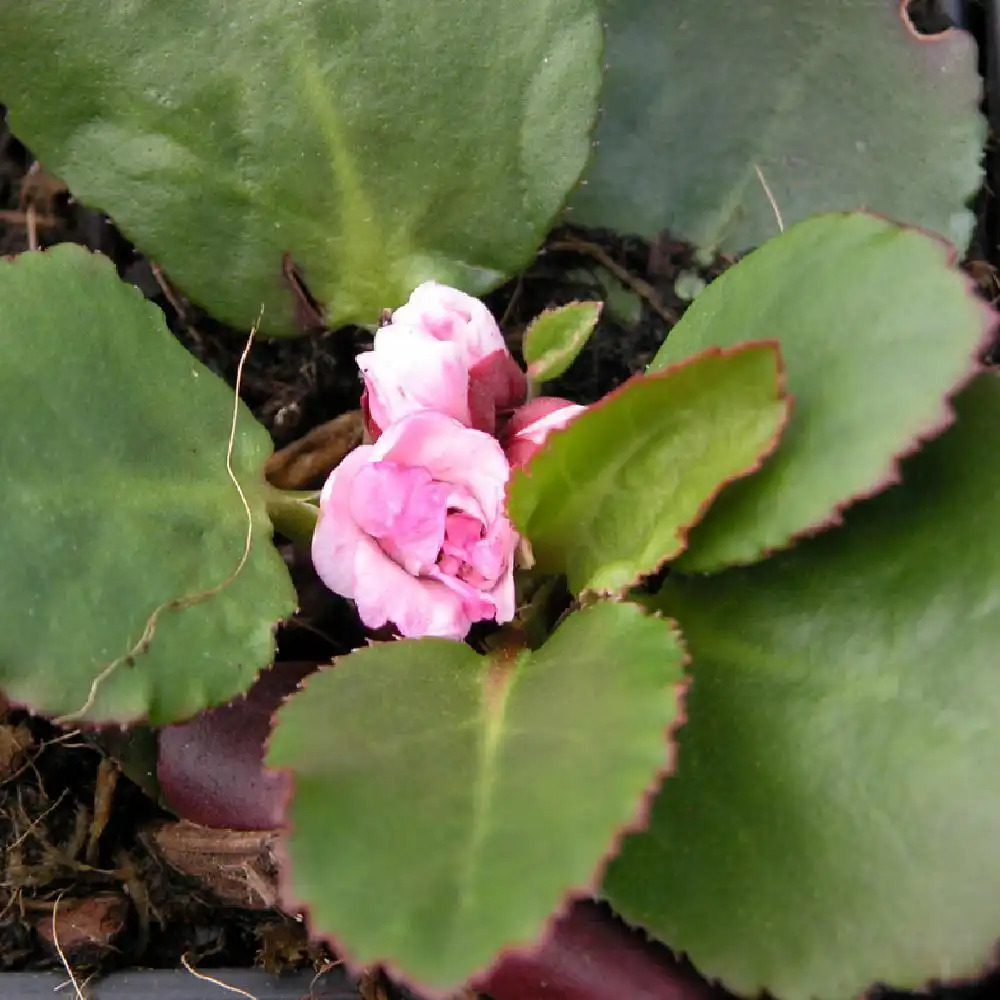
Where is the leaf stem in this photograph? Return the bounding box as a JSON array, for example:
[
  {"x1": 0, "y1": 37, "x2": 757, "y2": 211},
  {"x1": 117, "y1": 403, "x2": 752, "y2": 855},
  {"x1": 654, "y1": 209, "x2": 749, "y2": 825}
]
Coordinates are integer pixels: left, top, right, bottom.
[{"x1": 265, "y1": 484, "x2": 319, "y2": 547}]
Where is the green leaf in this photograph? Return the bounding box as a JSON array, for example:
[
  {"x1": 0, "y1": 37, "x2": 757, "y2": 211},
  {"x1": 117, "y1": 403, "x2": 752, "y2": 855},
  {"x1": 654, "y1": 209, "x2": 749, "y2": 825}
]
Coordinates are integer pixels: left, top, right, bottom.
[
  {"x1": 650, "y1": 213, "x2": 992, "y2": 573},
  {"x1": 571, "y1": 0, "x2": 984, "y2": 252},
  {"x1": 0, "y1": 245, "x2": 295, "y2": 725},
  {"x1": 0, "y1": 0, "x2": 602, "y2": 336},
  {"x1": 523, "y1": 301, "x2": 603, "y2": 382},
  {"x1": 507, "y1": 342, "x2": 789, "y2": 594},
  {"x1": 267, "y1": 602, "x2": 687, "y2": 993},
  {"x1": 605, "y1": 374, "x2": 1000, "y2": 1000}
]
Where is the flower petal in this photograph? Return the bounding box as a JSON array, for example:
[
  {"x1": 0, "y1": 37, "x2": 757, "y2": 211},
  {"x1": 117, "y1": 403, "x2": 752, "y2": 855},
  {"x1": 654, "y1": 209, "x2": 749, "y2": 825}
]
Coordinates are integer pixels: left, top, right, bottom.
[
  {"x1": 503, "y1": 397, "x2": 586, "y2": 467},
  {"x1": 357, "y1": 324, "x2": 471, "y2": 431},
  {"x1": 353, "y1": 540, "x2": 472, "y2": 639},
  {"x1": 467, "y1": 349, "x2": 528, "y2": 434},
  {"x1": 375, "y1": 411, "x2": 511, "y2": 522},
  {"x1": 311, "y1": 445, "x2": 378, "y2": 601},
  {"x1": 488, "y1": 557, "x2": 517, "y2": 624},
  {"x1": 349, "y1": 461, "x2": 451, "y2": 576},
  {"x1": 393, "y1": 281, "x2": 507, "y2": 365}
]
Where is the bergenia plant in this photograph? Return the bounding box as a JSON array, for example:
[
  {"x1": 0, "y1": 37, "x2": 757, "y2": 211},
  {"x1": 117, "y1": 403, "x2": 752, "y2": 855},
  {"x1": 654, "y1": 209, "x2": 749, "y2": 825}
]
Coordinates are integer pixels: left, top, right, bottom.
[{"x1": 1, "y1": 2, "x2": 998, "y2": 1000}]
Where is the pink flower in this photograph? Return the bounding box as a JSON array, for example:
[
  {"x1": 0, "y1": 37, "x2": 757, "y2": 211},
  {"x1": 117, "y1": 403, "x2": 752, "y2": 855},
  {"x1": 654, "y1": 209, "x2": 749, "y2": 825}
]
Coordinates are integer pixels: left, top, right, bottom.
[
  {"x1": 311, "y1": 410, "x2": 518, "y2": 640},
  {"x1": 358, "y1": 282, "x2": 526, "y2": 438},
  {"x1": 502, "y1": 396, "x2": 586, "y2": 467},
  {"x1": 394, "y1": 281, "x2": 506, "y2": 362}
]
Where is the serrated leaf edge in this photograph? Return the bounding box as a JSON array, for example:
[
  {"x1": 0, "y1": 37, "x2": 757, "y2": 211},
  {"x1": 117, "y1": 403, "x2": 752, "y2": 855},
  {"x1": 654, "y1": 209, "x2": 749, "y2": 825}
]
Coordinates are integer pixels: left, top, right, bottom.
[
  {"x1": 265, "y1": 605, "x2": 690, "y2": 998},
  {"x1": 508, "y1": 340, "x2": 791, "y2": 596},
  {"x1": 678, "y1": 229, "x2": 998, "y2": 574},
  {"x1": 523, "y1": 299, "x2": 604, "y2": 381},
  {"x1": 0, "y1": 244, "x2": 291, "y2": 726}
]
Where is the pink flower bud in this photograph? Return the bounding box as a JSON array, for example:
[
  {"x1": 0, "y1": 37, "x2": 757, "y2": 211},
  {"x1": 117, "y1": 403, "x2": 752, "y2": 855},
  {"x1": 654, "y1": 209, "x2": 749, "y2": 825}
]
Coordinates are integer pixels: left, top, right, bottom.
[
  {"x1": 502, "y1": 396, "x2": 586, "y2": 467},
  {"x1": 358, "y1": 282, "x2": 526, "y2": 439}
]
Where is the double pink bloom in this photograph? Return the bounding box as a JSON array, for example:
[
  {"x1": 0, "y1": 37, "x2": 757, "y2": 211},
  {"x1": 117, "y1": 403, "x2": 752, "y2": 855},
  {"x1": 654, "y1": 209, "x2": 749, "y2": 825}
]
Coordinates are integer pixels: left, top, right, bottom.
[{"x1": 311, "y1": 283, "x2": 582, "y2": 640}]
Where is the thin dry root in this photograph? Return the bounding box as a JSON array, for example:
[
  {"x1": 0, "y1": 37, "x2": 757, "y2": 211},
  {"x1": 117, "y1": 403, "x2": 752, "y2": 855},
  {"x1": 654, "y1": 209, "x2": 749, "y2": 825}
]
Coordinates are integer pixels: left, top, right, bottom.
[
  {"x1": 51, "y1": 893, "x2": 88, "y2": 1000},
  {"x1": 180, "y1": 954, "x2": 261, "y2": 1000}
]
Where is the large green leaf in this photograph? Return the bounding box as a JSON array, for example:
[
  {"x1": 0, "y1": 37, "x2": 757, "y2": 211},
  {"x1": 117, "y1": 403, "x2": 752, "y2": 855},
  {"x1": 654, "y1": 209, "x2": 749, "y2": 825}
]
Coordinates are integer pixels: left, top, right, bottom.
[
  {"x1": 0, "y1": 0, "x2": 602, "y2": 335},
  {"x1": 605, "y1": 374, "x2": 1000, "y2": 1000},
  {"x1": 649, "y1": 213, "x2": 992, "y2": 572},
  {"x1": 508, "y1": 342, "x2": 788, "y2": 594},
  {"x1": 0, "y1": 245, "x2": 295, "y2": 724},
  {"x1": 570, "y1": 0, "x2": 984, "y2": 252},
  {"x1": 267, "y1": 602, "x2": 686, "y2": 992}
]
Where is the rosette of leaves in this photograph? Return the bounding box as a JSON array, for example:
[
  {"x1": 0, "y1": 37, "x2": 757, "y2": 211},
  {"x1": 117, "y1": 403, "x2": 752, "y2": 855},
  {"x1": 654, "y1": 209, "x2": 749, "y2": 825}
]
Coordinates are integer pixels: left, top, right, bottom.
[
  {"x1": 266, "y1": 210, "x2": 998, "y2": 999},
  {"x1": 3, "y1": 209, "x2": 995, "y2": 998}
]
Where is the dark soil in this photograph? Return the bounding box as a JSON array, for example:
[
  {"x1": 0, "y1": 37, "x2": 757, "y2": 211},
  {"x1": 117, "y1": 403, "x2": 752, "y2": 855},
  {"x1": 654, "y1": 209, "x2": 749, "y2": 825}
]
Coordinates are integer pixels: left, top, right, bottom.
[{"x1": 4, "y1": 7, "x2": 1000, "y2": 991}]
